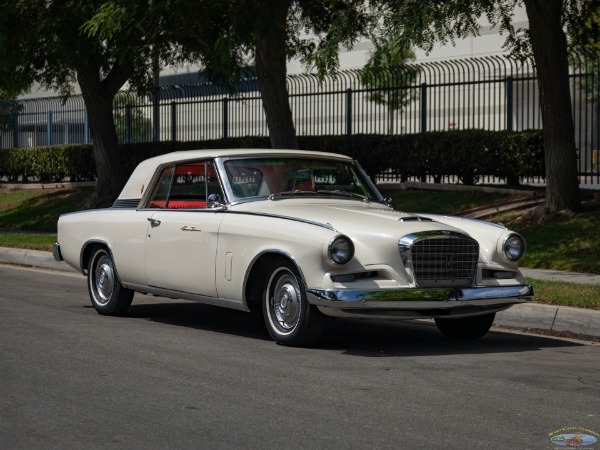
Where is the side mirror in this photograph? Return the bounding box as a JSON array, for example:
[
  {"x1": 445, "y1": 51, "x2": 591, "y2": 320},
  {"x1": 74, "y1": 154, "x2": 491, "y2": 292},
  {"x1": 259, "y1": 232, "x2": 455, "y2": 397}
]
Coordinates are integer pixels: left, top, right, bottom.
[
  {"x1": 207, "y1": 193, "x2": 224, "y2": 208},
  {"x1": 384, "y1": 197, "x2": 393, "y2": 207}
]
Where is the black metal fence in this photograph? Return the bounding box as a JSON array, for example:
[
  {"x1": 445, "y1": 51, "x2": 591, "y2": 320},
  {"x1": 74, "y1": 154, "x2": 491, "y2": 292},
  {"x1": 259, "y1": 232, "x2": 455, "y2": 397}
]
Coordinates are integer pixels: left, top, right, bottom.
[{"x1": 1, "y1": 51, "x2": 599, "y2": 183}]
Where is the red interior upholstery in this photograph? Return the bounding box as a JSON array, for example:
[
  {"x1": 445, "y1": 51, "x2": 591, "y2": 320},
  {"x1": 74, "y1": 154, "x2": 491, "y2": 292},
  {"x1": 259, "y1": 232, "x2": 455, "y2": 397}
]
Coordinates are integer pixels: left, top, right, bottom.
[{"x1": 150, "y1": 200, "x2": 207, "y2": 209}]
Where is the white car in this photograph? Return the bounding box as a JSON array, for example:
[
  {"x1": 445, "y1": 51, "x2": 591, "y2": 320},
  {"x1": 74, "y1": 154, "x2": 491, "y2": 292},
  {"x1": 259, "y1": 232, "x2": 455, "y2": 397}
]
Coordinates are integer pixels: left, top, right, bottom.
[{"x1": 54, "y1": 149, "x2": 533, "y2": 345}]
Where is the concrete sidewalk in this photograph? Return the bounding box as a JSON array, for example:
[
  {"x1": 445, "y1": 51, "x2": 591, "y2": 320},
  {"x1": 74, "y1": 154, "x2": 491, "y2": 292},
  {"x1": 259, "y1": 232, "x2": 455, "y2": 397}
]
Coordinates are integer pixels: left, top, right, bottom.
[{"x1": 1, "y1": 246, "x2": 599, "y2": 339}]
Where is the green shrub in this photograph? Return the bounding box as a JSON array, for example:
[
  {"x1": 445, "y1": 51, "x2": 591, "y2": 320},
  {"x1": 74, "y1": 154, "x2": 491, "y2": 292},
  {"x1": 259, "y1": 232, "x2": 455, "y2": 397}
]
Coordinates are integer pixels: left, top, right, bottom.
[
  {"x1": 0, "y1": 130, "x2": 544, "y2": 184},
  {"x1": 0, "y1": 145, "x2": 95, "y2": 182}
]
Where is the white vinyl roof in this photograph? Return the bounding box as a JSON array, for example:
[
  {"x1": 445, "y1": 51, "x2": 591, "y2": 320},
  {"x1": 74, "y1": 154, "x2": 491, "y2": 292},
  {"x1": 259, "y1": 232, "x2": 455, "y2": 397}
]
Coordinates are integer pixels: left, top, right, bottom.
[{"x1": 117, "y1": 148, "x2": 353, "y2": 200}]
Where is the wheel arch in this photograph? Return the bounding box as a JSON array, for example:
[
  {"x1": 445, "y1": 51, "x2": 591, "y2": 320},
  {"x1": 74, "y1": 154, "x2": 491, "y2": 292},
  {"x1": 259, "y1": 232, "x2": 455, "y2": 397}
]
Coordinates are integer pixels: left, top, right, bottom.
[
  {"x1": 243, "y1": 250, "x2": 306, "y2": 314},
  {"x1": 80, "y1": 240, "x2": 123, "y2": 283}
]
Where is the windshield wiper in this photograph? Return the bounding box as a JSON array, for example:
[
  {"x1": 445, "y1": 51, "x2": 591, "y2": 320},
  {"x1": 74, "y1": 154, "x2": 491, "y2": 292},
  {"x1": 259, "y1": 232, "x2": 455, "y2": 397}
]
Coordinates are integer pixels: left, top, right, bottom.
[
  {"x1": 268, "y1": 189, "x2": 370, "y2": 202},
  {"x1": 268, "y1": 190, "x2": 317, "y2": 200},
  {"x1": 316, "y1": 190, "x2": 370, "y2": 202}
]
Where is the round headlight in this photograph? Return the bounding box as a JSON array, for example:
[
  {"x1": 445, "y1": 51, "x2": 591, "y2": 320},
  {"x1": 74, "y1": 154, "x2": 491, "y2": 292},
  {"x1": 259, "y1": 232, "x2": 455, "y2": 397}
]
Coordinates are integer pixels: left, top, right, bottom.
[
  {"x1": 328, "y1": 236, "x2": 355, "y2": 265},
  {"x1": 503, "y1": 233, "x2": 526, "y2": 262}
]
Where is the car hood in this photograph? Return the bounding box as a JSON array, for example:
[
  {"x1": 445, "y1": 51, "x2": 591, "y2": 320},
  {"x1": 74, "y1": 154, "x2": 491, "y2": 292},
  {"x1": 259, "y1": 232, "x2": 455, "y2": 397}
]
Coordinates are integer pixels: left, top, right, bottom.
[
  {"x1": 231, "y1": 198, "x2": 513, "y2": 267},
  {"x1": 232, "y1": 199, "x2": 475, "y2": 236}
]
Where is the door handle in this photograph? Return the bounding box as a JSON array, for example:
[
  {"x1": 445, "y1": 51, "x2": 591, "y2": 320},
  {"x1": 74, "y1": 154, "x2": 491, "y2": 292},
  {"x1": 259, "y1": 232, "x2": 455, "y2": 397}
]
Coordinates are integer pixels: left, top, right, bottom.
[{"x1": 147, "y1": 217, "x2": 161, "y2": 227}]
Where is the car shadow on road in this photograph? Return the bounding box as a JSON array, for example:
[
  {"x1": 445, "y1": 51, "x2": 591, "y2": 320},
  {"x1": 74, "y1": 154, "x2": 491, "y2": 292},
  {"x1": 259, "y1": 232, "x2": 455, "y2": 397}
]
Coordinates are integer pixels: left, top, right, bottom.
[
  {"x1": 124, "y1": 296, "x2": 586, "y2": 357},
  {"x1": 317, "y1": 318, "x2": 586, "y2": 357},
  {"x1": 126, "y1": 298, "x2": 273, "y2": 342}
]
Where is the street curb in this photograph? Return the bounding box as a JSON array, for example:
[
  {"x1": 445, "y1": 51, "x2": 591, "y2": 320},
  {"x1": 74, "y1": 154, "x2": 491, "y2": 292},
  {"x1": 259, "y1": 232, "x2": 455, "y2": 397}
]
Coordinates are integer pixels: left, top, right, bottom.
[
  {"x1": 1, "y1": 246, "x2": 599, "y2": 339},
  {"x1": 0, "y1": 247, "x2": 77, "y2": 273},
  {"x1": 496, "y1": 303, "x2": 600, "y2": 338}
]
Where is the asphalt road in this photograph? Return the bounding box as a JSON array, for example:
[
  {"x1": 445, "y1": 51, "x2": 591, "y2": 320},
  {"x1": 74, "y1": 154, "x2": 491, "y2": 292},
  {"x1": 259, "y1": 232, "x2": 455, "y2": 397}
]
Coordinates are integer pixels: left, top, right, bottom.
[{"x1": 1, "y1": 265, "x2": 599, "y2": 450}]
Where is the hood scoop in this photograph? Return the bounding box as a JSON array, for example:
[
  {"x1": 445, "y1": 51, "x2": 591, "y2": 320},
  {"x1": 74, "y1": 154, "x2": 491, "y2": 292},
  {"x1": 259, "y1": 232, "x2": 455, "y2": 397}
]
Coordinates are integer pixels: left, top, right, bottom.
[{"x1": 399, "y1": 215, "x2": 434, "y2": 223}]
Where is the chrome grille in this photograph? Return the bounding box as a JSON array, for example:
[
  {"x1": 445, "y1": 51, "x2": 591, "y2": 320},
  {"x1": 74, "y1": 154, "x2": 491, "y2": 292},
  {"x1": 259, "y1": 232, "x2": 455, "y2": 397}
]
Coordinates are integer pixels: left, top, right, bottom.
[{"x1": 402, "y1": 233, "x2": 479, "y2": 287}]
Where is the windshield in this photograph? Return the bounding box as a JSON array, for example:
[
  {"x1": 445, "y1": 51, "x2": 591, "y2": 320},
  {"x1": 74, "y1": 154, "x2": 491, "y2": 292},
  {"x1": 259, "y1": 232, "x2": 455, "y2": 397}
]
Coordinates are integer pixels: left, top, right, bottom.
[{"x1": 223, "y1": 157, "x2": 380, "y2": 202}]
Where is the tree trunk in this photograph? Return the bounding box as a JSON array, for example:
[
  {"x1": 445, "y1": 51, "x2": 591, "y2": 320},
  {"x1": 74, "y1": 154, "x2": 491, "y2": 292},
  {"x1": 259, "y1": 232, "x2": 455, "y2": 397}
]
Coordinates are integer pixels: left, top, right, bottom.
[
  {"x1": 77, "y1": 64, "x2": 131, "y2": 207},
  {"x1": 254, "y1": 0, "x2": 298, "y2": 149},
  {"x1": 523, "y1": 0, "x2": 580, "y2": 212}
]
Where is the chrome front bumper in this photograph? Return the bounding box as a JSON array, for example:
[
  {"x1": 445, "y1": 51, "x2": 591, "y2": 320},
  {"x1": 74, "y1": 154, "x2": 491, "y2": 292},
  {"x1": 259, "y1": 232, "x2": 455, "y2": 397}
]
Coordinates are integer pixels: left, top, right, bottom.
[{"x1": 306, "y1": 284, "x2": 534, "y2": 319}]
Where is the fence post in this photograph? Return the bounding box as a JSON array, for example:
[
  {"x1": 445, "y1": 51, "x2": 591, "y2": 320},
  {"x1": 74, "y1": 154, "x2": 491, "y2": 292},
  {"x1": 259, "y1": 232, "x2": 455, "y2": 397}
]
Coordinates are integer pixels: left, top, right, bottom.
[
  {"x1": 125, "y1": 104, "x2": 132, "y2": 144},
  {"x1": 420, "y1": 83, "x2": 427, "y2": 133},
  {"x1": 152, "y1": 87, "x2": 160, "y2": 142},
  {"x1": 84, "y1": 111, "x2": 90, "y2": 144},
  {"x1": 505, "y1": 76, "x2": 513, "y2": 131},
  {"x1": 12, "y1": 114, "x2": 19, "y2": 148},
  {"x1": 47, "y1": 110, "x2": 53, "y2": 145},
  {"x1": 171, "y1": 102, "x2": 177, "y2": 141},
  {"x1": 346, "y1": 88, "x2": 352, "y2": 135},
  {"x1": 223, "y1": 98, "x2": 229, "y2": 138}
]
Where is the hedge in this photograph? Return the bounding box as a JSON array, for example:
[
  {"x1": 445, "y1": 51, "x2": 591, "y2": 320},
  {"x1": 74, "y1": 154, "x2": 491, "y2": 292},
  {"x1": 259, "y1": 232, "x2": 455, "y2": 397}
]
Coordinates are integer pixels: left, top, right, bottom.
[
  {"x1": 0, "y1": 144, "x2": 96, "y2": 182},
  {"x1": 0, "y1": 130, "x2": 544, "y2": 185}
]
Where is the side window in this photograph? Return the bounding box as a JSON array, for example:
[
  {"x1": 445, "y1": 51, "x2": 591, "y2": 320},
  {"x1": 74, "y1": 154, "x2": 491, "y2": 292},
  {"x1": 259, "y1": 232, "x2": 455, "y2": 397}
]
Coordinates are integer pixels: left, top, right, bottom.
[
  {"x1": 148, "y1": 166, "x2": 174, "y2": 208},
  {"x1": 147, "y1": 161, "x2": 224, "y2": 209}
]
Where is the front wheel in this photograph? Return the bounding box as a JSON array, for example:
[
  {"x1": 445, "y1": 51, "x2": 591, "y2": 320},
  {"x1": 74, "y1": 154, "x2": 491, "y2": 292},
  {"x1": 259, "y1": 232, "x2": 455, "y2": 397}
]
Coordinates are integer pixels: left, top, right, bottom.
[
  {"x1": 435, "y1": 313, "x2": 496, "y2": 339},
  {"x1": 262, "y1": 259, "x2": 324, "y2": 346},
  {"x1": 87, "y1": 247, "x2": 134, "y2": 315}
]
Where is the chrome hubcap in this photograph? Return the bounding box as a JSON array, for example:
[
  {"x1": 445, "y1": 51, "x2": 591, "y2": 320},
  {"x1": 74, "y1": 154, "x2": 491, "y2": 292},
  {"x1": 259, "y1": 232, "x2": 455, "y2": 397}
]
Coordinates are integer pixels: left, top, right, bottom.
[
  {"x1": 272, "y1": 273, "x2": 301, "y2": 331},
  {"x1": 94, "y1": 256, "x2": 114, "y2": 305}
]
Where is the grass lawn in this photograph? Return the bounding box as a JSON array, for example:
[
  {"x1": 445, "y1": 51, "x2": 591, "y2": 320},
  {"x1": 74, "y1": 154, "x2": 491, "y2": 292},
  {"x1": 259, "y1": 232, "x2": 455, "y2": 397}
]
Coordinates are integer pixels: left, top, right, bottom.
[
  {"x1": 527, "y1": 278, "x2": 600, "y2": 310},
  {"x1": 0, "y1": 188, "x2": 92, "y2": 232},
  {"x1": 0, "y1": 233, "x2": 57, "y2": 251},
  {"x1": 492, "y1": 198, "x2": 600, "y2": 274}
]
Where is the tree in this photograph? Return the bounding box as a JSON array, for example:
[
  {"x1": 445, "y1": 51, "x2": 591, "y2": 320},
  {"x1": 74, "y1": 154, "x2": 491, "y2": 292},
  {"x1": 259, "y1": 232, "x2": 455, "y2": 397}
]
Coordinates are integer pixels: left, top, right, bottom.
[
  {"x1": 569, "y1": 0, "x2": 600, "y2": 53},
  {"x1": 360, "y1": 41, "x2": 419, "y2": 134},
  {"x1": 570, "y1": 1, "x2": 600, "y2": 102},
  {"x1": 0, "y1": 0, "x2": 212, "y2": 205},
  {"x1": 185, "y1": 0, "x2": 373, "y2": 149},
  {"x1": 373, "y1": 0, "x2": 595, "y2": 212},
  {"x1": 0, "y1": 96, "x2": 21, "y2": 134},
  {"x1": 1, "y1": 0, "x2": 372, "y2": 199}
]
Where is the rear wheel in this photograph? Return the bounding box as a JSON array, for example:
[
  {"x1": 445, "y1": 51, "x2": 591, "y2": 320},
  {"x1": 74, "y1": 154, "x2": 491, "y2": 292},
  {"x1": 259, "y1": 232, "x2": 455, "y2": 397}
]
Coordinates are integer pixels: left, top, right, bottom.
[
  {"x1": 87, "y1": 247, "x2": 134, "y2": 315},
  {"x1": 262, "y1": 258, "x2": 324, "y2": 346},
  {"x1": 435, "y1": 313, "x2": 496, "y2": 339}
]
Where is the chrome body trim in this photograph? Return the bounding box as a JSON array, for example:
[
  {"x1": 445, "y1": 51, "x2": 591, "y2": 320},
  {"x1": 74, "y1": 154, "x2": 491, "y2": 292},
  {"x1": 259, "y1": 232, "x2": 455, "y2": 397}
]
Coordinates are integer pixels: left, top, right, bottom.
[
  {"x1": 306, "y1": 284, "x2": 533, "y2": 319},
  {"x1": 226, "y1": 211, "x2": 336, "y2": 231},
  {"x1": 242, "y1": 249, "x2": 307, "y2": 306},
  {"x1": 123, "y1": 283, "x2": 248, "y2": 311},
  {"x1": 53, "y1": 243, "x2": 63, "y2": 262},
  {"x1": 79, "y1": 240, "x2": 120, "y2": 280},
  {"x1": 327, "y1": 235, "x2": 355, "y2": 265},
  {"x1": 215, "y1": 155, "x2": 388, "y2": 207}
]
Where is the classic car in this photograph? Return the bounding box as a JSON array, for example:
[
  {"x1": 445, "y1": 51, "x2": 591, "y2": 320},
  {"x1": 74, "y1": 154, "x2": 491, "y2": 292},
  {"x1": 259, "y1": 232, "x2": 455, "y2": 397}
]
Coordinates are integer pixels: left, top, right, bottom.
[{"x1": 54, "y1": 149, "x2": 533, "y2": 346}]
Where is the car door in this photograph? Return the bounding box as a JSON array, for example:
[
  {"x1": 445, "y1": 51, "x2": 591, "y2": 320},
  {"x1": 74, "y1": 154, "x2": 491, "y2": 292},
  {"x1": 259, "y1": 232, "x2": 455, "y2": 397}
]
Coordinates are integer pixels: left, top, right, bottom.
[
  {"x1": 145, "y1": 210, "x2": 223, "y2": 297},
  {"x1": 143, "y1": 160, "x2": 225, "y2": 297}
]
